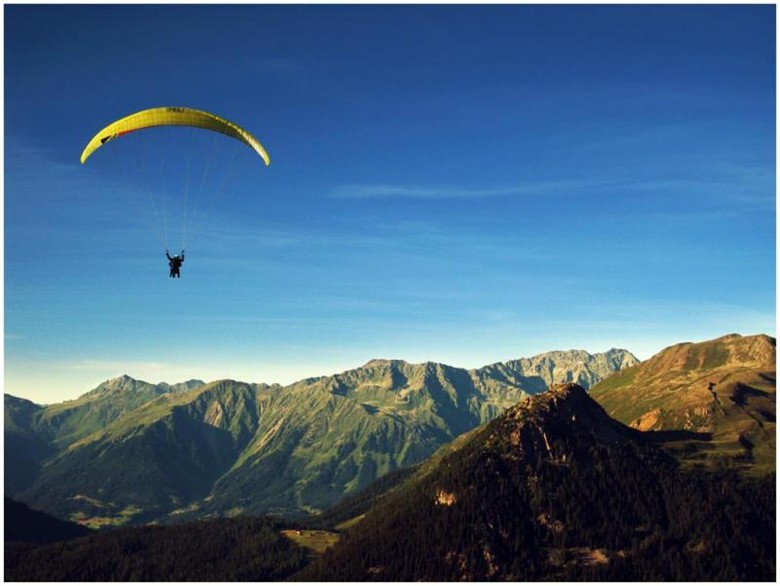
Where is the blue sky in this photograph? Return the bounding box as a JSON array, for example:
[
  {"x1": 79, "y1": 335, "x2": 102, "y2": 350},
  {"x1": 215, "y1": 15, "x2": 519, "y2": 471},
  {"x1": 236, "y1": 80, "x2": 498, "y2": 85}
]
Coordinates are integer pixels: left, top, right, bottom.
[{"x1": 5, "y1": 4, "x2": 776, "y2": 403}]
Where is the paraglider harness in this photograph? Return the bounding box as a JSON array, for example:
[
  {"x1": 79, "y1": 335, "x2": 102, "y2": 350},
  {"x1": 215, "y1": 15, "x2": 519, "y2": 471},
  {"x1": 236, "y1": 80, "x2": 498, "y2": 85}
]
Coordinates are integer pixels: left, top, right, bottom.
[{"x1": 166, "y1": 250, "x2": 185, "y2": 278}]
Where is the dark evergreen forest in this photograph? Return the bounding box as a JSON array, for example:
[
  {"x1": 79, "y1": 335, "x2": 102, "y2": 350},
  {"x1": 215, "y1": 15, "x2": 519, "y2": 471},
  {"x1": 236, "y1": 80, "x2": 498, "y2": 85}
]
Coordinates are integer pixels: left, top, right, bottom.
[
  {"x1": 5, "y1": 516, "x2": 308, "y2": 581},
  {"x1": 297, "y1": 431, "x2": 776, "y2": 581},
  {"x1": 5, "y1": 453, "x2": 775, "y2": 581}
]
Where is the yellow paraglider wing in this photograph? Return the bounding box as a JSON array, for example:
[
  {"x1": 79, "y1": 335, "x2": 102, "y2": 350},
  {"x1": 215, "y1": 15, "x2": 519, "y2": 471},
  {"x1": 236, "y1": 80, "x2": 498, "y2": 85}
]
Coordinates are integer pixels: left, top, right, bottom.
[{"x1": 80, "y1": 107, "x2": 270, "y2": 166}]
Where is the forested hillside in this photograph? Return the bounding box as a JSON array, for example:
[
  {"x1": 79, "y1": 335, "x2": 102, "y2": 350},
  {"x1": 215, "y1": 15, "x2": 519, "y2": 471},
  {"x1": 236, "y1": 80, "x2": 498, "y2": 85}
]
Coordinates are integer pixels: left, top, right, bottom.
[{"x1": 297, "y1": 384, "x2": 775, "y2": 581}]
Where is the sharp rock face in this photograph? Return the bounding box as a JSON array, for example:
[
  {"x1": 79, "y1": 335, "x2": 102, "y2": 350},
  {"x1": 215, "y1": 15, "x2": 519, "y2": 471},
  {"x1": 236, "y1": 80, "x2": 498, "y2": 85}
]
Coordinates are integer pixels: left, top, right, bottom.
[
  {"x1": 472, "y1": 348, "x2": 639, "y2": 395},
  {"x1": 496, "y1": 383, "x2": 638, "y2": 461}
]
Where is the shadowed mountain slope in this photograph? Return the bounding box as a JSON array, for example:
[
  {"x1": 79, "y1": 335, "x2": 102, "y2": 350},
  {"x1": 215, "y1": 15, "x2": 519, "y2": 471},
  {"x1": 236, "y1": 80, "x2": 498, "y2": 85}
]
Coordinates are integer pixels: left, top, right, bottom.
[
  {"x1": 5, "y1": 395, "x2": 53, "y2": 494},
  {"x1": 17, "y1": 380, "x2": 264, "y2": 526},
  {"x1": 4, "y1": 496, "x2": 92, "y2": 544}
]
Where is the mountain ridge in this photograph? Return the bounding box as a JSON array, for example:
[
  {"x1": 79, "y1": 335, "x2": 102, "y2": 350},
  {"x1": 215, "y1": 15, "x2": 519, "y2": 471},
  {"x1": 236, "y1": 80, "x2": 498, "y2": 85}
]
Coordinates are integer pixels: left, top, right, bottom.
[
  {"x1": 9, "y1": 335, "x2": 773, "y2": 528},
  {"x1": 6, "y1": 347, "x2": 637, "y2": 525}
]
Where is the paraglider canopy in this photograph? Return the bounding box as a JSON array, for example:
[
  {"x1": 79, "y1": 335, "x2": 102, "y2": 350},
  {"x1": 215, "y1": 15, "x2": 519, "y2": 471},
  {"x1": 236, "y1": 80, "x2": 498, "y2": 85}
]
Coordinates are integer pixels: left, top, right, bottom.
[{"x1": 80, "y1": 106, "x2": 270, "y2": 166}]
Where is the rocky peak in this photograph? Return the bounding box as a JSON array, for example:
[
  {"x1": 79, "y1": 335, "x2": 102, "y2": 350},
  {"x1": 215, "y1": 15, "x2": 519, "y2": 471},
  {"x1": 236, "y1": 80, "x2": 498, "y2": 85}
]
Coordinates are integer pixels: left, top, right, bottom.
[
  {"x1": 89, "y1": 375, "x2": 148, "y2": 395},
  {"x1": 505, "y1": 383, "x2": 595, "y2": 421},
  {"x1": 601, "y1": 348, "x2": 641, "y2": 369},
  {"x1": 110, "y1": 374, "x2": 136, "y2": 387},
  {"x1": 491, "y1": 383, "x2": 636, "y2": 464}
]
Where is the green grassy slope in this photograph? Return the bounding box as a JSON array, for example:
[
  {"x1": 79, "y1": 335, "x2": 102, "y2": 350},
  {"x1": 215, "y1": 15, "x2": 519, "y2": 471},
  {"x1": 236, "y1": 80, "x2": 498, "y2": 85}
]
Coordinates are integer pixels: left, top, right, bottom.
[{"x1": 591, "y1": 334, "x2": 775, "y2": 474}]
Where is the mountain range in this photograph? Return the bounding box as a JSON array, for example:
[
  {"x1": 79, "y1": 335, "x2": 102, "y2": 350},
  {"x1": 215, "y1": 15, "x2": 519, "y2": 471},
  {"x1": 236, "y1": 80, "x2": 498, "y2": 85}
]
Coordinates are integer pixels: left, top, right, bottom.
[
  {"x1": 4, "y1": 333, "x2": 775, "y2": 581},
  {"x1": 5, "y1": 348, "x2": 636, "y2": 526}
]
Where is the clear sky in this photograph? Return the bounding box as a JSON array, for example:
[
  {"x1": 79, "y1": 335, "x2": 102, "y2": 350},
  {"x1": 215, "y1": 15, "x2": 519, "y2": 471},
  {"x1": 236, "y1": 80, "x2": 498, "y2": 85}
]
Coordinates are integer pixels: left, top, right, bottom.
[{"x1": 4, "y1": 4, "x2": 776, "y2": 404}]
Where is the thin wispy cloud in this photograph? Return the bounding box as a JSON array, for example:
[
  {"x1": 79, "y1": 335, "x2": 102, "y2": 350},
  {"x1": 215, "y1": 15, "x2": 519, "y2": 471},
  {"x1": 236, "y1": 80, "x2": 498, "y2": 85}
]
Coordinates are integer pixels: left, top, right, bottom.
[
  {"x1": 330, "y1": 173, "x2": 773, "y2": 203},
  {"x1": 330, "y1": 181, "x2": 589, "y2": 200}
]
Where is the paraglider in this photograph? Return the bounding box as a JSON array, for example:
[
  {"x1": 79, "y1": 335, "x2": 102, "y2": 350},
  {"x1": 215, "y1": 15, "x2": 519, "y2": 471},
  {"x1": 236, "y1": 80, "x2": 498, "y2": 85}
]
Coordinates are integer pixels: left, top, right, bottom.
[
  {"x1": 166, "y1": 250, "x2": 185, "y2": 278},
  {"x1": 80, "y1": 107, "x2": 270, "y2": 278}
]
